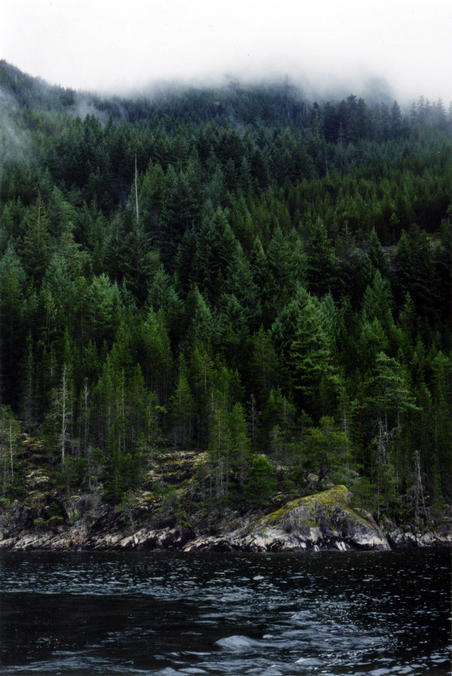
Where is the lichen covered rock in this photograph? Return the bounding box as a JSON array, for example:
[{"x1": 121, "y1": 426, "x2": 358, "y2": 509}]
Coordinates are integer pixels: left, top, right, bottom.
[
  {"x1": 242, "y1": 485, "x2": 390, "y2": 551},
  {"x1": 184, "y1": 486, "x2": 390, "y2": 552}
]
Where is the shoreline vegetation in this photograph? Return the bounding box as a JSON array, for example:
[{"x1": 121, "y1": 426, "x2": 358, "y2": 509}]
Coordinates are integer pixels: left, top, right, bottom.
[
  {"x1": 1, "y1": 468, "x2": 450, "y2": 553},
  {"x1": 0, "y1": 62, "x2": 451, "y2": 546}
]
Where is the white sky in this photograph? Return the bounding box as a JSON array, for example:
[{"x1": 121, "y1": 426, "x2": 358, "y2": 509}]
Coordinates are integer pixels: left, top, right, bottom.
[{"x1": 1, "y1": 0, "x2": 451, "y2": 101}]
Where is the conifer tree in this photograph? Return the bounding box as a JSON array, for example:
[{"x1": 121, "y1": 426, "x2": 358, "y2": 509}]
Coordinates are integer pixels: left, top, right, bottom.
[
  {"x1": 0, "y1": 406, "x2": 21, "y2": 493},
  {"x1": 21, "y1": 196, "x2": 53, "y2": 283},
  {"x1": 169, "y1": 355, "x2": 196, "y2": 447},
  {"x1": 288, "y1": 295, "x2": 338, "y2": 417}
]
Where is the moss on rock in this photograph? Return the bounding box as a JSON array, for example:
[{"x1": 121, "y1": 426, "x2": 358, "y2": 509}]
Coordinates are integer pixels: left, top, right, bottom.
[
  {"x1": 244, "y1": 485, "x2": 389, "y2": 550},
  {"x1": 261, "y1": 485, "x2": 351, "y2": 527}
]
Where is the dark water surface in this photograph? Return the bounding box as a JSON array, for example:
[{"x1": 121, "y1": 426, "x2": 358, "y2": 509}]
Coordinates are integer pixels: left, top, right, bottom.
[{"x1": 0, "y1": 548, "x2": 450, "y2": 674}]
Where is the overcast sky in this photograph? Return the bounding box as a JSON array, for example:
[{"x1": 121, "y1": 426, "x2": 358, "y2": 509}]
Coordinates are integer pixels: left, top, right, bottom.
[{"x1": 2, "y1": 0, "x2": 451, "y2": 101}]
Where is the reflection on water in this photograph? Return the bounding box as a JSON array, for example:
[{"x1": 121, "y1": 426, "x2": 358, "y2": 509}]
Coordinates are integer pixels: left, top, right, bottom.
[{"x1": 0, "y1": 549, "x2": 450, "y2": 674}]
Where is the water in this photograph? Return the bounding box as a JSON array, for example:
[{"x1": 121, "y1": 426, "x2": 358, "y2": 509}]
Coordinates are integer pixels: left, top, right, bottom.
[{"x1": 0, "y1": 549, "x2": 450, "y2": 674}]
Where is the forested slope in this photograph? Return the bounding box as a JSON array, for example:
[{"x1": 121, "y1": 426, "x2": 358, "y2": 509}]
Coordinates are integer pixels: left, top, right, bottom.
[{"x1": 0, "y1": 60, "x2": 451, "y2": 527}]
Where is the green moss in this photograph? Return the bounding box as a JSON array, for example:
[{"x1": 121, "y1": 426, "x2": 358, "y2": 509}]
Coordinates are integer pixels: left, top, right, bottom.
[
  {"x1": 256, "y1": 485, "x2": 374, "y2": 533},
  {"x1": 262, "y1": 485, "x2": 349, "y2": 524},
  {"x1": 33, "y1": 517, "x2": 47, "y2": 529}
]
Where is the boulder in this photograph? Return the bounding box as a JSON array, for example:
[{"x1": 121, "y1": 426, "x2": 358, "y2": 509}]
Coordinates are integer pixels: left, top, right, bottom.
[{"x1": 196, "y1": 485, "x2": 390, "y2": 552}]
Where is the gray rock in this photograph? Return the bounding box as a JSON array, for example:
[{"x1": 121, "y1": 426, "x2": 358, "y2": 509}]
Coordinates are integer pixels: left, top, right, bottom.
[
  {"x1": 1, "y1": 483, "x2": 450, "y2": 553},
  {"x1": 183, "y1": 486, "x2": 389, "y2": 552},
  {"x1": 383, "y1": 516, "x2": 452, "y2": 548},
  {"x1": 244, "y1": 485, "x2": 390, "y2": 551}
]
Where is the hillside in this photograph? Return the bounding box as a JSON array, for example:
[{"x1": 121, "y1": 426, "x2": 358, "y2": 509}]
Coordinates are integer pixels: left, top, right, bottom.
[{"x1": 0, "y1": 62, "x2": 451, "y2": 541}]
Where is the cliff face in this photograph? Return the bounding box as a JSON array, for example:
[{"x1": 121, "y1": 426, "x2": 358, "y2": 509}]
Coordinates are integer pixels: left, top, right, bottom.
[{"x1": 0, "y1": 484, "x2": 450, "y2": 553}]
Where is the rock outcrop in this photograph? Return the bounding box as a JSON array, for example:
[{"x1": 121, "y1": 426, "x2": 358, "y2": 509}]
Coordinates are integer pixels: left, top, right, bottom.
[
  {"x1": 184, "y1": 485, "x2": 390, "y2": 552},
  {"x1": 0, "y1": 485, "x2": 450, "y2": 552},
  {"x1": 384, "y1": 519, "x2": 452, "y2": 548}
]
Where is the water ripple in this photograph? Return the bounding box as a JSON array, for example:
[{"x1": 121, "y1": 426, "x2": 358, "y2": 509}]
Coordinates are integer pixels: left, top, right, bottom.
[{"x1": 0, "y1": 549, "x2": 450, "y2": 675}]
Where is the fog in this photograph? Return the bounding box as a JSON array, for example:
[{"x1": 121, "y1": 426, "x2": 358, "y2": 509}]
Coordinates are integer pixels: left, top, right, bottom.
[{"x1": 2, "y1": 0, "x2": 451, "y2": 102}]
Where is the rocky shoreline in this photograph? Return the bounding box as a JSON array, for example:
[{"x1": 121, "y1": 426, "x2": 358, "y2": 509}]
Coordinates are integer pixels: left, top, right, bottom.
[{"x1": 1, "y1": 485, "x2": 450, "y2": 553}]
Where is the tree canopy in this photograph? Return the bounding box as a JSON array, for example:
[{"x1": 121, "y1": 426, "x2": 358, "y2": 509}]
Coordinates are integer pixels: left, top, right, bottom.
[{"x1": 0, "y1": 61, "x2": 451, "y2": 522}]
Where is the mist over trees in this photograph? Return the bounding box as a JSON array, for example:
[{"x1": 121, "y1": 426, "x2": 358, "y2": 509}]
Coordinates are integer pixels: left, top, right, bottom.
[{"x1": 0, "y1": 60, "x2": 451, "y2": 523}]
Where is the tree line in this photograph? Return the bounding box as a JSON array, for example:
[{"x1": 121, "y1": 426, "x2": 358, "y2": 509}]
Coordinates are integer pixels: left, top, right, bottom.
[{"x1": 0, "y1": 61, "x2": 450, "y2": 522}]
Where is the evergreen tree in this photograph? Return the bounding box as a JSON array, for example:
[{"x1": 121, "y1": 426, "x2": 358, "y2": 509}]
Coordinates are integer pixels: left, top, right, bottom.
[
  {"x1": 303, "y1": 416, "x2": 352, "y2": 482},
  {"x1": 0, "y1": 406, "x2": 21, "y2": 493},
  {"x1": 304, "y1": 218, "x2": 338, "y2": 296},
  {"x1": 0, "y1": 65, "x2": 450, "y2": 519},
  {"x1": 243, "y1": 454, "x2": 276, "y2": 507},
  {"x1": 169, "y1": 355, "x2": 196, "y2": 447},
  {"x1": 21, "y1": 196, "x2": 53, "y2": 283},
  {"x1": 0, "y1": 244, "x2": 26, "y2": 405},
  {"x1": 288, "y1": 295, "x2": 338, "y2": 417}
]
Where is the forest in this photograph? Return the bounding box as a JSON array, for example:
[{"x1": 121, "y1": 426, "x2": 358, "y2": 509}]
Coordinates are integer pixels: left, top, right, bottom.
[{"x1": 0, "y1": 60, "x2": 451, "y2": 526}]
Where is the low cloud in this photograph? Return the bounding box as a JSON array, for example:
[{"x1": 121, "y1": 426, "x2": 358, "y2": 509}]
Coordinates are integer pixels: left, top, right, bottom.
[
  {"x1": 1, "y1": 0, "x2": 451, "y2": 103},
  {"x1": 0, "y1": 86, "x2": 31, "y2": 163}
]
